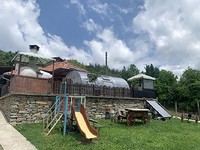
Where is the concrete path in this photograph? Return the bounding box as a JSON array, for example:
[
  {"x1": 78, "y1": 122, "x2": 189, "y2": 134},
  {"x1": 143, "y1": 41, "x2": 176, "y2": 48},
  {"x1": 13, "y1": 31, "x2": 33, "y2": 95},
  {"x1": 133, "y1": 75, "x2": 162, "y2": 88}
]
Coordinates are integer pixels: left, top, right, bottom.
[{"x1": 0, "y1": 111, "x2": 37, "y2": 150}]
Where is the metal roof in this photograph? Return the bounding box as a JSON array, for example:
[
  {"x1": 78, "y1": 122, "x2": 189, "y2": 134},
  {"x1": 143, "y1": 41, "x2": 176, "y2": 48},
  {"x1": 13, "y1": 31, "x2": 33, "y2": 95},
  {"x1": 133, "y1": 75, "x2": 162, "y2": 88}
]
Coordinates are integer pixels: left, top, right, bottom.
[
  {"x1": 127, "y1": 73, "x2": 155, "y2": 81},
  {"x1": 11, "y1": 51, "x2": 55, "y2": 67}
]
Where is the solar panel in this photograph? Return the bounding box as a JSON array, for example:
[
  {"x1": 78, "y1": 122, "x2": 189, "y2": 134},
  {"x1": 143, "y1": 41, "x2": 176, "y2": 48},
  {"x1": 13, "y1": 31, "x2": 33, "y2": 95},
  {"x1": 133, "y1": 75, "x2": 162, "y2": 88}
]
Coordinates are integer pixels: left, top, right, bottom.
[{"x1": 146, "y1": 100, "x2": 172, "y2": 118}]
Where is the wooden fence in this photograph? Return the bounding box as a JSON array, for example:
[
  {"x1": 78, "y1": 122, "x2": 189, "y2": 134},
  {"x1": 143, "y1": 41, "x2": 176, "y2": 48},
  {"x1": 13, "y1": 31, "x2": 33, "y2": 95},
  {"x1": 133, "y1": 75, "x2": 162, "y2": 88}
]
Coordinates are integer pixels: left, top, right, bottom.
[{"x1": 53, "y1": 82, "x2": 131, "y2": 97}]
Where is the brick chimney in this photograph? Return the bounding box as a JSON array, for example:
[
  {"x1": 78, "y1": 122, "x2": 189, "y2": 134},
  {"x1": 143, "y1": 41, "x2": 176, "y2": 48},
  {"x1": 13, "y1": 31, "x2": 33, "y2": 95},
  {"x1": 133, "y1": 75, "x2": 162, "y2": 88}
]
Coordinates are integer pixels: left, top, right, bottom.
[{"x1": 29, "y1": 45, "x2": 39, "y2": 53}]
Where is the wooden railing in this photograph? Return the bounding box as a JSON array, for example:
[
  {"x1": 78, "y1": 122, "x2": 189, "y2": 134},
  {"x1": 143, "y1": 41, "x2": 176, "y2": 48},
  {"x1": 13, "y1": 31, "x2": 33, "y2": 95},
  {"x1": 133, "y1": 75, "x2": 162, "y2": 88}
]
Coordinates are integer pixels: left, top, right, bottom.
[
  {"x1": 8, "y1": 76, "x2": 155, "y2": 98},
  {"x1": 53, "y1": 82, "x2": 131, "y2": 98}
]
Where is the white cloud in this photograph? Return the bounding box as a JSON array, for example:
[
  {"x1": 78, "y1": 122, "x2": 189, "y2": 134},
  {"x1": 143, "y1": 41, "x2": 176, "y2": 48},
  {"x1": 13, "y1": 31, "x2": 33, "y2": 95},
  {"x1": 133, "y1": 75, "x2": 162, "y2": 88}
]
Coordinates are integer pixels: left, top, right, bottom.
[
  {"x1": 0, "y1": 0, "x2": 151, "y2": 72},
  {"x1": 88, "y1": 0, "x2": 109, "y2": 16},
  {"x1": 84, "y1": 28, "x2": 135, "y2": 70},
  {"x1": 82, "y1": 18, "x2": 102, "y2": 32},
  {"x1": 133, "y1": 0, "x2": 200, "y2": 76},
  {"x1": 3, "y1": 0, "x2": 200, "y2": 78},
  {"x1": 70, "y1": 0, "x2": 86, "y2": 16},
  {"x1": 0, "y1": 0, "x2": 92, "y2": 65},
  {"x1": 113, "y1": 4, "x2": 134, "y2": 14}
]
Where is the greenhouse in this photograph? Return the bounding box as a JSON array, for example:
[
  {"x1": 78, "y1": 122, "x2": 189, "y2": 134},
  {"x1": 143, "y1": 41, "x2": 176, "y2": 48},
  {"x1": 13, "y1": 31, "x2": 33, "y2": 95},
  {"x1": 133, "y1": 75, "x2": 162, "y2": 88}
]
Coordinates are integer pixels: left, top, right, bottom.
[{"x1": 64, "y1": 71, "x2": 130, "y2": 89}]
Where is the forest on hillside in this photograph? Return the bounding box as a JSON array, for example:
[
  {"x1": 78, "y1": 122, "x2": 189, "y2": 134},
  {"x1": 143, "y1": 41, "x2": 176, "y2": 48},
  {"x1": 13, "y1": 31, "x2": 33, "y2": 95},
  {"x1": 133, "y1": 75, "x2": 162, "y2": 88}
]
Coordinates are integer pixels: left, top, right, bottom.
[{"x1": 1, "y1": 50, "x2": 200, "y2": 113}]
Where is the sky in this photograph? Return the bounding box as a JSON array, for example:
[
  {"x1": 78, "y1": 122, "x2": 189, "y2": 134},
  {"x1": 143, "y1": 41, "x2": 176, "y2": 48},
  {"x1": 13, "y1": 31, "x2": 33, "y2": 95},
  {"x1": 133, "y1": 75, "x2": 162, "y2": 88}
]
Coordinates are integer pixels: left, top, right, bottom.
[{"x1": 1, "y1": 0, "x2": 200, "y2": 77}]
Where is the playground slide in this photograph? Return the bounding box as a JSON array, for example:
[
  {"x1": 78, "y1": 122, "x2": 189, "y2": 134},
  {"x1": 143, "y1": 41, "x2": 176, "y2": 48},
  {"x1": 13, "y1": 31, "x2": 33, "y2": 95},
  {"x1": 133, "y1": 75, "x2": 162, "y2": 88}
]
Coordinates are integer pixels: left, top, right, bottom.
[
  {"x1": 73, "y1": 104, "x2": 98, "y2": 139},
  {"x1": 146, "y1": 100, "x2": 172, "y2": 118}
]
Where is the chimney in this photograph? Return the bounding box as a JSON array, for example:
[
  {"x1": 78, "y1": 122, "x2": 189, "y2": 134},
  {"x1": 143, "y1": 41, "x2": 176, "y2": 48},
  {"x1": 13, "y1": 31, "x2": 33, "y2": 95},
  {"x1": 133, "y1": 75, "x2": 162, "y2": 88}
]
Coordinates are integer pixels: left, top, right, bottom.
[{"x1": 29, "y1": 45, "x2": 39, "y2": 53}]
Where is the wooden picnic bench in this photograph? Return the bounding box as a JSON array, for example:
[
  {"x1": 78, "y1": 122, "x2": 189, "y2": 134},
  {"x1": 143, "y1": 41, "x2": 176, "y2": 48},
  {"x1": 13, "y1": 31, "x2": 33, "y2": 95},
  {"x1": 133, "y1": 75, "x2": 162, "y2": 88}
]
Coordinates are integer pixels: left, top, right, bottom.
[
  {"x1": 125, "y1": 108, "x2": 150, "y2": 126},
  {"x1": 114, "y1": 108, "x2": 127, "y2": 123}
]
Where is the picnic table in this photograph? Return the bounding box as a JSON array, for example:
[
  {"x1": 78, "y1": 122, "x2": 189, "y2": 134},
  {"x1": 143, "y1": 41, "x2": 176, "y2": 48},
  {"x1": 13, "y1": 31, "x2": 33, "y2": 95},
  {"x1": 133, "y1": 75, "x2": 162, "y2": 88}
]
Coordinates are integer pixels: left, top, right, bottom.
[{"x1": 125, "y1": 108, "x2": 150, "y2": 126}]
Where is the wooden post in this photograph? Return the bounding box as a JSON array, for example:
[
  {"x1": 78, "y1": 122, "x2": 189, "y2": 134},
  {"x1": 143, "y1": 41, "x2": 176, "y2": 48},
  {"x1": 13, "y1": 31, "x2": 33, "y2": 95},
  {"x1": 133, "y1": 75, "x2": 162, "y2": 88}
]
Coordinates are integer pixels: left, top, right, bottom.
[
  {"x1": 93, "y1": 85, "x2": 95, "y2": 96},
  {"x1": 197, "y1": 100, "x2": 200, "y2": 120},
  {"x1": 18, "y1": 54, "x2": 22, "y2": 75},
  {"x1": 114, "y1": 87, "x2": 116, "y2": 97},
  {"x1": 52, "y1": 61, "x2": 54, "y2": 94},
  {"x1": 181, "y1": 112, "x2": 183, "y2": 122},
  {"x1": 175, "y1": 102, "x2": 177, "y2": 117},
  {"x1": 195, "y1": 113, "x2": 198, "y2": 123}
]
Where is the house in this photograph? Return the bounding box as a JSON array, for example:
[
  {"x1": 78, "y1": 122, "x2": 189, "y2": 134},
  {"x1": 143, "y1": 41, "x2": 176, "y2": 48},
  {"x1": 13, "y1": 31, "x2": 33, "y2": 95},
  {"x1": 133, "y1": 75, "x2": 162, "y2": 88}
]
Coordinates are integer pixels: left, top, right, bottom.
[{"x1": 128, "y1": 73, "x2": 156, "y2": 98}]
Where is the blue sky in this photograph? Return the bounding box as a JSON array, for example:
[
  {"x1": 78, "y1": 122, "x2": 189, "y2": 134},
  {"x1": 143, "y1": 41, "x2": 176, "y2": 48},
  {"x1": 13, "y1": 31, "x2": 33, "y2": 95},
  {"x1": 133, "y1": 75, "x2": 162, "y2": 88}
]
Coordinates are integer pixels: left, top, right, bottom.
[
  {"x1": 1, "y1": 0, "x2": 200, "y2": 77},
  {"x1": 38, "y1": 0, "x2": 143, "y2": 49}
]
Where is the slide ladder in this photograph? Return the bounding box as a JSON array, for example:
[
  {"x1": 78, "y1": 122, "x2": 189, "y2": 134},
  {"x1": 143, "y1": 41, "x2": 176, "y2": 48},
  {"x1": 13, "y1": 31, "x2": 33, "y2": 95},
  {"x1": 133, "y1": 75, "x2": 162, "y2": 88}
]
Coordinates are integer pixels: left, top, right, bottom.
[
  {"x1": 43, "y1": 82, "x2": 68, "y2": 136},
  {"x1": 43, "y1": 97, "x2": 64, "y2": 135}
]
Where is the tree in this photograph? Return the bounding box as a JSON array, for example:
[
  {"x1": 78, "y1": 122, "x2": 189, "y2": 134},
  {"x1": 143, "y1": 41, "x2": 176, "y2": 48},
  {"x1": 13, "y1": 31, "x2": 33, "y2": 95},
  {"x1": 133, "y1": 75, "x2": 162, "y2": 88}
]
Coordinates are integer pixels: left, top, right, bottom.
[
  {"x1": 177, "y1": 67, "x2": 200, "y2": 112},
  {"x1": 121, "y1": 64, "x2": 140, "y2": 86},
  {"x1": 145, "y1": 64, "x2": 159, "y2": 78},
  {"x1": 68, "y1": 59, "x2": 86, "y2": 69},
  {"x1": 155, "y1": 69, "x2": 177, "y2": 103},
  {"x1": 121, "y1": 66, "x2": 128, "y2": 80},
  {"x1": 0, "y1": 50, "x2": 16, "y2": 66}
]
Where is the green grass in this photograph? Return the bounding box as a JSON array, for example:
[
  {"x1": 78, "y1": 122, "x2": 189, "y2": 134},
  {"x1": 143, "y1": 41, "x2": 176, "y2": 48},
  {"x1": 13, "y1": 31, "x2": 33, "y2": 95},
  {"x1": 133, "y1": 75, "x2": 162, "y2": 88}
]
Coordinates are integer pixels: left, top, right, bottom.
[{"x1": 15, "y1": 119, "x2": 200, "y2": 150}]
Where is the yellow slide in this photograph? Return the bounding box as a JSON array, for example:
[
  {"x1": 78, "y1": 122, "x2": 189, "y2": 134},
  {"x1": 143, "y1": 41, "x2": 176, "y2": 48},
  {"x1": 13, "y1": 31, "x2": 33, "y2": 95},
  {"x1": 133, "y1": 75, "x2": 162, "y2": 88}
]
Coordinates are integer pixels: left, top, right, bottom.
[{"x1": 73, "y1": 104, "x2": 98, "y2": 140}]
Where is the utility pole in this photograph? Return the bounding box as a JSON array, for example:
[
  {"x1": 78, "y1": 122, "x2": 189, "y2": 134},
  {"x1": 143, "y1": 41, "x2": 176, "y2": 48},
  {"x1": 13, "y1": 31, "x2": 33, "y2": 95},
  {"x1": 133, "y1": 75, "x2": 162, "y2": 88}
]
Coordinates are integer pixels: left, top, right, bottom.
[{"x1": 105, "y1": 52, "x2": 108, "y2": 75}]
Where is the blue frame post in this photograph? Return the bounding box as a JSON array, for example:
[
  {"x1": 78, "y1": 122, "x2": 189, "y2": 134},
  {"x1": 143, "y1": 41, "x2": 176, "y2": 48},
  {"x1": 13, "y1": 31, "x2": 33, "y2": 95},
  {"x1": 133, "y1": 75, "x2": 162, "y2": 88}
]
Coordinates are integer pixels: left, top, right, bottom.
[
  {"x1": 63, "y1": 82, "x2": 68, "y2": 136},
  {"x1": 55, "y1": 96, "x2": 60, "y2": 115},
  {"x1": 63, "y1": 96, "x2": 68, "y2": 136}
]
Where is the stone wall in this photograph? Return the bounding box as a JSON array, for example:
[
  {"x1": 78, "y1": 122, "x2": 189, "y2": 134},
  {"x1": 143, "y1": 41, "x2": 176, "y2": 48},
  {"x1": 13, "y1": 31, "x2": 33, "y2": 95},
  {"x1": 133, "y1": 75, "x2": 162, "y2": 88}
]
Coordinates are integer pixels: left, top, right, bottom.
[
  {"x1": 0, "y1": 93, "x2": 55, "y2": 125},
  {"x1": 86, "y1": 96, "x2": 144, "y2": 119},
  {"x1": 0, "y1": 94, "x2": 144, "y2": 125}
]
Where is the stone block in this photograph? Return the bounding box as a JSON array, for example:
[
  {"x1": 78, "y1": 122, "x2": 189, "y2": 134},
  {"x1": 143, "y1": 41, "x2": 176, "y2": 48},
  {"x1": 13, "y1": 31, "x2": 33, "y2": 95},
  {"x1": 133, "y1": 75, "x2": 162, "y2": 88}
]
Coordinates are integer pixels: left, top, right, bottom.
[
  {"x1": 33, "y1": 113, "x2": 41, "y2": 117},
  {"x1": 34, "y1": 120, "x2": 40, "y2": 123},
  {"x1": 29, "y1": 104, "x2": 36, "y2": 108},
  {"x1": 90, "y1": 109, "x2": 96, "y2": 112},
  {"x1": 10, "y1": 118, "x2": 17, "y2": 122},
  {"x1": 19, "y1": 111, "x2": 28, "y2": 114},
  {"x1": 17, "y1": 118, "x2": 23, "y2": 122},
  {"x1": 95, "y1": 115, "x2": 102, "y2": 119},
  {"x1": 36, "y1": 101, "x2": 48, "y2": 105},
  {"x1": 12, "y1": 101, "x2": 19, "y2": 105},
  {"x1": 10, "y1": 108, "x2": 18, "y2": 113},
  {"x1": 10, "y1": 105, "x2": 18, "y2": 109},
  {"x1": 22, "y1": 120, "x2": 27, "y2": 123},
  {"x1": 10, "y1": 113, "x2": 17, "y2": 116},
  {"x1": 10, "y1": 116, "x2": 17, "y2": 119}
]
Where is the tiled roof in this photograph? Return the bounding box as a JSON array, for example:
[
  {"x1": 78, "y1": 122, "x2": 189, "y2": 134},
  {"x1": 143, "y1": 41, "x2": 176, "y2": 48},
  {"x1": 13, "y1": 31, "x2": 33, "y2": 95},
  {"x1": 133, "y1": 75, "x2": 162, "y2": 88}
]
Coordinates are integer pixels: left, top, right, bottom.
[{"x1": 40, "y1": 61, "x2": 86, "y2": 72}]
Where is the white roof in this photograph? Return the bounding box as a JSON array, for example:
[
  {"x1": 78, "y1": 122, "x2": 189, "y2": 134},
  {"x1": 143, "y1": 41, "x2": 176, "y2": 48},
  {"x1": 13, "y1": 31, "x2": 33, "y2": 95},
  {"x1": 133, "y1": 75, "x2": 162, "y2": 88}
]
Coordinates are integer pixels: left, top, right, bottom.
[{"x1": 127, "y1": 73, "x2": 155, "y2": 81}]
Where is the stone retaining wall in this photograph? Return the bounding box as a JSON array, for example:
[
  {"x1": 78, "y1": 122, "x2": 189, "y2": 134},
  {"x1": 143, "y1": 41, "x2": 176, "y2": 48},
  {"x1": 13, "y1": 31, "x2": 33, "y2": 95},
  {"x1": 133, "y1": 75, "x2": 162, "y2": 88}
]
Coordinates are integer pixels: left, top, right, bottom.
[
  {"x1": 0, "y1": 94, "x2": 144, "y2": 125},
  {"x1": 86, "y1": 96, "x2": 144, "y2": 119},
  {"x1": 0, "y1": 93, "x2": 55, "y2": 125}
]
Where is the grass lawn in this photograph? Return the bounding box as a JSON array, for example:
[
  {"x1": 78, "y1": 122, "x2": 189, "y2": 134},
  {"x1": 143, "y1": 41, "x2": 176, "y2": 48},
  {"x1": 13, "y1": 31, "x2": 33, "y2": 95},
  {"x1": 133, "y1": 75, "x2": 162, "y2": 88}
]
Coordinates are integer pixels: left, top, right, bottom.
[{"x1": 15, "y1": 119, "x2": 200, "y2": 150}]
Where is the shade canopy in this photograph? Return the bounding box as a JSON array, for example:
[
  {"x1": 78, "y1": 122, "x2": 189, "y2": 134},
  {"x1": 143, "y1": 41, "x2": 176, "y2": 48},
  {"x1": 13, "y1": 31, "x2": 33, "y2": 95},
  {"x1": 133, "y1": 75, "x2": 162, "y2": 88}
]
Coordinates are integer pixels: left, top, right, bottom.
[
  {"x1": 127, "y1": 73, "x2": 155, "y2": 81},
  {"x1": 11, "y1": 51, "x2": 54, "y2": 67}
]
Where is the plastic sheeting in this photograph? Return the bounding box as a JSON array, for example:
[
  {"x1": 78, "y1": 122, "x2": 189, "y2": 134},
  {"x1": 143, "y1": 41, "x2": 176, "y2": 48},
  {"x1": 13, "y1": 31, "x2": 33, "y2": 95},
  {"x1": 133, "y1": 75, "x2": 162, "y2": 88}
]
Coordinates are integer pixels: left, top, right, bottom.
[
  {"x1": 65, "y1": 71, "x2": 130, "y2": 89},
  {"x1": 96, "y1": 75, "x2": 130, "y2": 89},
  {"x1": 12, "y1": 52, "x2": 54, "y2": 67}
]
